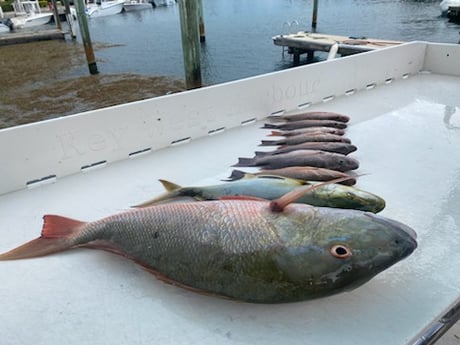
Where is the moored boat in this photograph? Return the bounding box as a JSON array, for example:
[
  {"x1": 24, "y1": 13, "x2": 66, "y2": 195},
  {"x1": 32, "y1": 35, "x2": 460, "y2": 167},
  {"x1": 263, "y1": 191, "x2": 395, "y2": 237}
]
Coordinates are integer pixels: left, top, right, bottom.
[
  {"x1": 123, "y1": 0, "x2": 154, "y2": 12},
  {"x1": 9, "y1": 0, "x2": 52, "y2": 29},
  {"x1": 85, "y1": 0, "x2": 124, "y2": 18}
]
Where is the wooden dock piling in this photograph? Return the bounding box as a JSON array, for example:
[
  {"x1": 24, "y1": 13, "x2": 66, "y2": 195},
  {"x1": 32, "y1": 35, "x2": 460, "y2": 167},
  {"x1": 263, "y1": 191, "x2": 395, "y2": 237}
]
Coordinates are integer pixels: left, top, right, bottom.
[
  {"x1": 74, "y1": 0, "x2": 99, "y2": 75},
  {"x1": 178, "y1": 0, "x2": 202, "y2": 89},
  {"x1": 312, "y1": 0, "x2": 318, "y2": 29}
]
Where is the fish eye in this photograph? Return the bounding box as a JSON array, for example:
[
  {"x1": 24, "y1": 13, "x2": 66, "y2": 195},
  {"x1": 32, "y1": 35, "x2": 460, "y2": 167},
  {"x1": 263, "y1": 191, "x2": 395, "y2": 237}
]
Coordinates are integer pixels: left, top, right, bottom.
[{"x1": 330, "y1": 244, "x2": 352, "y2": 259}]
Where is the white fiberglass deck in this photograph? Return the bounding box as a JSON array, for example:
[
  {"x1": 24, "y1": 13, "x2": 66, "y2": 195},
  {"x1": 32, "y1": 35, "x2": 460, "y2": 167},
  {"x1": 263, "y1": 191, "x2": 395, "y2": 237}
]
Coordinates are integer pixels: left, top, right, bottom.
[{"x1": 0, "y1": 42, "x2": 459, "y2": 345}]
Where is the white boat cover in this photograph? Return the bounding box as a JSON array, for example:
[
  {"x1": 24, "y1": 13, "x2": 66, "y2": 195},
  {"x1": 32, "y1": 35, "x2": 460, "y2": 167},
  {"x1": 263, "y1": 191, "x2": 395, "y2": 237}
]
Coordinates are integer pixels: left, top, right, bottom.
[{"x1": 0, "y1": 41, "x2": 459, "y2": 345}]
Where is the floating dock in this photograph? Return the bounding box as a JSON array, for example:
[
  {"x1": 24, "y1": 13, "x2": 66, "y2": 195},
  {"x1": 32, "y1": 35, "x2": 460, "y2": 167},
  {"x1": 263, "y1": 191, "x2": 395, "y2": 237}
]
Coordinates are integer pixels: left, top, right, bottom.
[
  {"x1": 273, "y1": 32, "x2": 402, "y2": 64},
  {"x1": 0, "y1": 28, "x2": 66, "y2": 46}
]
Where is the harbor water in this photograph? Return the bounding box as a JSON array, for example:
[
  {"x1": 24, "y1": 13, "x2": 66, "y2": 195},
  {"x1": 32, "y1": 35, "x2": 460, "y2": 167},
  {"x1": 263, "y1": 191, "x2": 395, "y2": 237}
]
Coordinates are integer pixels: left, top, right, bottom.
[{"x1": 0, "y1": 0, "x2": 459, "y2": 127}]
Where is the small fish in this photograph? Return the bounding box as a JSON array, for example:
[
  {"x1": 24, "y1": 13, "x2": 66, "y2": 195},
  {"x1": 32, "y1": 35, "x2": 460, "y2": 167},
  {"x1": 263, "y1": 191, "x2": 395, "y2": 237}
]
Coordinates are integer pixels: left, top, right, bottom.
[
  {"x1": 256, "y1": 142, "x2": 357, "y2": 155},
  {"x1": 134, "y1": 175, "x2": 385, "y2": 212},
  {"x1": 233, "y1": 150, "x2": 359, "y2": 172},
  {"x1": 226, "y1": 168, "x2": 357, "y2": 185},
  {"x1": 262, "y1": 120, "x2": 347, "y2": 130},
  {"x1": 0, "y1": 187, "x2": 416, "y2": 303},
  {"x1": 269, "y1": 111, "x2": 350, "y2": 123},
  {"x1": 260, "y1": 133, "x2": 351, "y2": 146},
  {"x1": 268, "y1": 127, "x2": 346, "y2": 137}
]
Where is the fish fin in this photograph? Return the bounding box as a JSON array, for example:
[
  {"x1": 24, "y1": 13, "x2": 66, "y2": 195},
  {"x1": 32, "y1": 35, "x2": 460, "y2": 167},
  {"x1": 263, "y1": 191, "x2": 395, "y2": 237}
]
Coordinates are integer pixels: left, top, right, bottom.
[
  {"x1": 159, "y1": 179, "x2": 182, "y2": 192},
  {"x1": 269, "y1": 176, "x2": 357, "y2": 212},
  {"x1": 219, "y1": 195, "x2": 268, "y2": 202},
  {"x1": 222, "y1": 169, "x2": 248, "y2": 181},
  {"x1": 232, "y1": 157, "x2": 257, "y2": 167},
  {"x1": 139, "y1": 262, "x2": 234, "y2": 300},
  {"x1": 0, "y1": 215, "x2": 85, "y2": 261}
]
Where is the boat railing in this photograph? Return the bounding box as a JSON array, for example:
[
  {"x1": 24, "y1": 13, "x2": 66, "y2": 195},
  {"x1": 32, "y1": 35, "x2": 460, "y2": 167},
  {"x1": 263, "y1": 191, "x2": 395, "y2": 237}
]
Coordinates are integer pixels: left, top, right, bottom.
[{"x1": 12, "y1": 0, "x2": 42, "y2": 16}]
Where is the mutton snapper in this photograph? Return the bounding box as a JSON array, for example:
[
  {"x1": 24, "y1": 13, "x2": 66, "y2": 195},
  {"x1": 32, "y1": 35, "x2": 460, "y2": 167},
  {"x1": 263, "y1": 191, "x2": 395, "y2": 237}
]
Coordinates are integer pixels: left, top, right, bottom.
[
  {"x1": 269, "y1": 111, "x2": 350, "y2": 123},
  {"x1": 233, "y1": 149, "x2": 359, "y2": 172},
  {"x1": 227, "y1": 168, "x2": 357, "y2": 185},
  {"x1": 256, "y1": 141, "x2": 357, "y2": 155},
  {"x1": 0, "y1": 192, "x2": 416, "y2": 303},
  {"x1": 134, "y1": 174, "x2": 385, "y2": 213},
  {"x1": 259, "y1": 133, "x2": 351, "y2": 146},
  {"x1": 268, "y1": 127, "x2": 346, "y2": 137},
  {"x1": 262, "y1": 120, "x2": 347, "y2": 130}
]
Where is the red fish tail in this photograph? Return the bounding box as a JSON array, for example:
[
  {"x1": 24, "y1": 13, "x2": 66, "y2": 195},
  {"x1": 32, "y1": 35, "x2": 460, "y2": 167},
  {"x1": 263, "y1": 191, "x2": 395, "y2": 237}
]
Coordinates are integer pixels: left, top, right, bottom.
[{"x1": 0, "y1": 215, "x2": 86, "y2": 260}]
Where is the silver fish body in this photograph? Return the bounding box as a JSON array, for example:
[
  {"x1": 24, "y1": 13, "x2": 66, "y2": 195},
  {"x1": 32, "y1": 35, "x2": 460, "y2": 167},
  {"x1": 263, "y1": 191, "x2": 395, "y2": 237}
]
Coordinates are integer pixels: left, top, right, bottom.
[
  {"x1": 136, "y1": 175, "x2": 385, "y2": 213},
  {"x1": 0, "y1": 200, "x2": 417, "y2": 303},
  {"x1": 227, "y1": 168, "x2": 357, "y2": 185}
]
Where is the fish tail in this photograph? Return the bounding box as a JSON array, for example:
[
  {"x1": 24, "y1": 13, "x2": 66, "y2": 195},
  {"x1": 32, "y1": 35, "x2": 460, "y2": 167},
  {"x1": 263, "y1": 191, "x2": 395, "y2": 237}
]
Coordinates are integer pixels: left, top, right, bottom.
[
  {"x1": 268, "y1": 130, "x2": 284, "y2": 137},
  {"x1": 260, "y1": 123, "x2": 279, "y2": 129},
  {"x1": 254, "y1": 151, "x2": 272, "y2": 157},
  {"x1": 0, "y1": 215, "x2": 85, "y2": 260},
  {"x1": 232, "y1": 157, "x2": 257, "y2": 167},
  {"x1": 259, "y1": 140, "x2": 280, "y2": 146}
]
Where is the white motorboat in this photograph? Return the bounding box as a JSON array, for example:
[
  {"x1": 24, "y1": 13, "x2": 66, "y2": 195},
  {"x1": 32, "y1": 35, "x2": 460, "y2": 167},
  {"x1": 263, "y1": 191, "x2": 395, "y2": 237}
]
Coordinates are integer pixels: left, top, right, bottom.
[
  {"x1": 440, "y1": 0, "x2": 460, "y2": 16},
  {"x1": 10, "y1": 0, "x2": 53, "y2": 29},
  {"x1": 123, "y1": 0, "x2": 153, "y2": 12},
  {"x1": 86, "y1": 0, "x2": 124, "y2": 18}
]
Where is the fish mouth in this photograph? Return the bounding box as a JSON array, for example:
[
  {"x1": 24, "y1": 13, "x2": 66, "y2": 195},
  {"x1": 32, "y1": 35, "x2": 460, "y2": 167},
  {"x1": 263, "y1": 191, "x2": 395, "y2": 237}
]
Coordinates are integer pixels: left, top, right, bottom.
[{"x1": 365, "y1": 213, "x2": 418, "y2": 256}]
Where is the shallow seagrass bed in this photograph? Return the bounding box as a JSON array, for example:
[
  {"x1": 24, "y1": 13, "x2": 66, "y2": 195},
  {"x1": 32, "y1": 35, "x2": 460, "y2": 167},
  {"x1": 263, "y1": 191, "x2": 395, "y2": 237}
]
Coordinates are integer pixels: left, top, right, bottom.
[{"x1": 0, "y1": 41, "x2": 459, "y2": 345}]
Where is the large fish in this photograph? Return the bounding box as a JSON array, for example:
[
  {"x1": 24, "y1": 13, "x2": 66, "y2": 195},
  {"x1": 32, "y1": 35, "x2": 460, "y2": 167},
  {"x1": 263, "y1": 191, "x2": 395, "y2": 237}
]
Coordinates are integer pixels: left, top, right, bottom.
[
  {"x1": 262, "y1": 120, "x2": 347, "y2": 130},
  {"x1": 269, "y1": 111, "x2": 350, "y2": 123},
  {"x1": 259, "y1": 133, "x2": 351, "y2": 146},
  {"x1": 256, "y1": 141, "x2": 357, "y2": 155},
  {"x1": 0, "y1": 189, "x2": 417, "y2": 303},
  {"x1": 134, "y1": 174, "x2": 385, "y2": 213},
  {"x1": 233, "y1": 149, "x2": 359, "y2": 171},
  {"x1": 268, "y1": 127, "x2": 346, "y2": 137},
  {"x1": 226, "y1": 168, "x2": 357, "y2": 185}
]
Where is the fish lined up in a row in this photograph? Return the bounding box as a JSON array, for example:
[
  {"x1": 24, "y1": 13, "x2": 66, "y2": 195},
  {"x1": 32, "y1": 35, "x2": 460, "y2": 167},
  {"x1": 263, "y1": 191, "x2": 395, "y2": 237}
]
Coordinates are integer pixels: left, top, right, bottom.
[
  {"x1": 0, "y1": 111, "x2": 416, "y2": 304},
  {"x1": 233, "y1": 111, "x2": 359, "y2": 184}
]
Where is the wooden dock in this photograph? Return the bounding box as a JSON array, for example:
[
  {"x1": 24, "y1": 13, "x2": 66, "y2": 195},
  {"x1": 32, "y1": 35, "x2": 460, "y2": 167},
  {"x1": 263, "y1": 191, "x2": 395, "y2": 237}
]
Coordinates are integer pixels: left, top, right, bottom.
[
  {"x1": 273, "y1": 32, "x2": 402, "y2": 64},
  {"x1": 0, "y1": 28, "x2": 66, "y2": 46}
]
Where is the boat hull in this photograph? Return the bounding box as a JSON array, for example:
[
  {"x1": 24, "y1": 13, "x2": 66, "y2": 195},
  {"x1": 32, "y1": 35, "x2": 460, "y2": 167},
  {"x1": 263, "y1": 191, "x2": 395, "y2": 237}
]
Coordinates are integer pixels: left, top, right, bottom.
[
  {"x1": 87, "y1": 0, "x2": 124, "y2": 18},
  {"x1": 123, "y1": 2, "x2": 153, "y2": 11}
]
